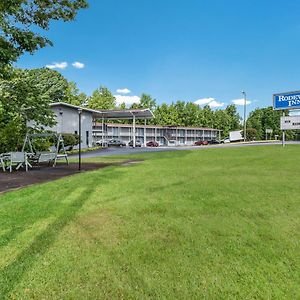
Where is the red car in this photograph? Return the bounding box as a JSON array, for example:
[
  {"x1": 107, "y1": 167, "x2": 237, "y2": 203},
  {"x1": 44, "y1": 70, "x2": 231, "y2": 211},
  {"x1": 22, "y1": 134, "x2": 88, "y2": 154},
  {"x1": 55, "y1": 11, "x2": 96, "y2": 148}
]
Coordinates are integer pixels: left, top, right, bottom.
[
  {"x1": 195, "y1": 140, "x2": 208, "y2": 146},
  {"x1": 146, "y1": 141, "x2": 159, "y2": 147}
]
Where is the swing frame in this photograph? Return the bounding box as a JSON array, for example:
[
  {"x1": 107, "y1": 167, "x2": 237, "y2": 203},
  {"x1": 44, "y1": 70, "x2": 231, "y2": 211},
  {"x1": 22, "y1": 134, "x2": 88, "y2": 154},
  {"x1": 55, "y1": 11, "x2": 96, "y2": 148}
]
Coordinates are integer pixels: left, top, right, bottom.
[{"x1": 22, "y1": 132, "x2": 69, "y2": 167}]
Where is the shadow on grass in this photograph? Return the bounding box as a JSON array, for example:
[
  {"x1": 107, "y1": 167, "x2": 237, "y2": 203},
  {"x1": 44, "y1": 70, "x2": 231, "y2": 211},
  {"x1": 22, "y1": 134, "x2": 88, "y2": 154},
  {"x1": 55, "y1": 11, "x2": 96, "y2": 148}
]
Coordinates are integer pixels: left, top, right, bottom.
[
  {"x1": 0, "y1": 167, "x2": 125, "y2": 299},
  {"x1": 0, "y1": 227, "x2": 25, "y2": 249}
]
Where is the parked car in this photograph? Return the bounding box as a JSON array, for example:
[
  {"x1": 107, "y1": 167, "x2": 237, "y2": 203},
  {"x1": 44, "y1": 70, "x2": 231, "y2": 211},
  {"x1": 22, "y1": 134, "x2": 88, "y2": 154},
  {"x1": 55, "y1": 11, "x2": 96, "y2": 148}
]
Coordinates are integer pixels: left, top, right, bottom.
[
  {"x1": 221, "y1": 138, "x2": 230, "y2": 144},
  {"x1": 95, "y1": 140, "x2": 108, "y2": 147},
  {"x1": 128, "y1": 140, "x2": 142, "y2": 147},
  {"x1": 146, "y1": 141, "x2": 159, "y2": 147},
  {"x1": 194, "y1": 140, "x2": 208, "y2": 146},
  {"x1": 108, "y1": 139, "x2": 126, "y2": 147},
  {"x1": 208, "y1": 140, "x2": 221, "y2": 145}
]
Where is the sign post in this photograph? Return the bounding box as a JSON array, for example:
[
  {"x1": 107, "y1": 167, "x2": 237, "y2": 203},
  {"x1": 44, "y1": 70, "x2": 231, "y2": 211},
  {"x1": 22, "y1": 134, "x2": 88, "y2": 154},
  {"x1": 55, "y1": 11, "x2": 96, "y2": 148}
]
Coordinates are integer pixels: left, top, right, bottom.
[
  {"x1": 273, "y1": 90, "x2": 300, "y2": 147},
  {"x1": 265, "y1": 128, "x2": 273, "y2": 140}
]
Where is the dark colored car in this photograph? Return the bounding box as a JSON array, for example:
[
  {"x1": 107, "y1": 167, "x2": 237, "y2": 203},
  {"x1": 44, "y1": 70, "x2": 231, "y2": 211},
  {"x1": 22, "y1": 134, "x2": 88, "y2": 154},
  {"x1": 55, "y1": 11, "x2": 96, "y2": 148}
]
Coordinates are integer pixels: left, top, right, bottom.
[
  {"x1": 146, "y1": 141, "x2": 159, "y2": 147},
  {"x1": 108, "y1": 139, "x2": 126, "y2": 147},
  {"x1": 208, "y1": 140, "x2": 221, "y2": 145},
  {"x1": 194, "y1": 140, "x2": 208, "y2": 146},
  {"x1": 128, "y1": 140, "x2": 142, "y2": 147}
]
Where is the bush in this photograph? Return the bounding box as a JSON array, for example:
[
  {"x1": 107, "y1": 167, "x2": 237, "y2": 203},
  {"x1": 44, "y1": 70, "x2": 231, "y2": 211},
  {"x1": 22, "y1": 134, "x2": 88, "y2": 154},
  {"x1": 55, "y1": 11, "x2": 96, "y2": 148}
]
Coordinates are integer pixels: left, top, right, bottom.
[
  {"x1": 62, "y1": 133, "x2": 80, "y2": 147},
  {"x1": 241, "y1": 128, "x2": 257, "y2": 141}
]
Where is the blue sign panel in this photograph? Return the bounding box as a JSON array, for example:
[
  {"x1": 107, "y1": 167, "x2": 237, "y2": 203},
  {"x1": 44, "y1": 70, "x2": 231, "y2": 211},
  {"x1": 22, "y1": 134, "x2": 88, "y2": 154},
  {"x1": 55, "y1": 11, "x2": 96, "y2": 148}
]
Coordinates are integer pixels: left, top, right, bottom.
[{"x1": 273, "y1": 91, "x2": 300, "y2": 110}]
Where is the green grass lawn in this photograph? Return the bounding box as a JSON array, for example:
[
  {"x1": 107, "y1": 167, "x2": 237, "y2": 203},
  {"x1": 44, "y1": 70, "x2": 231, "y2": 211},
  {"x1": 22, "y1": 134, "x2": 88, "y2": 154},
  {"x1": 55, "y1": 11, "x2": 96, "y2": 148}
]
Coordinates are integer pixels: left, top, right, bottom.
[{"x1": 0, "y1": 146, "x2": 299, "y2": 299}]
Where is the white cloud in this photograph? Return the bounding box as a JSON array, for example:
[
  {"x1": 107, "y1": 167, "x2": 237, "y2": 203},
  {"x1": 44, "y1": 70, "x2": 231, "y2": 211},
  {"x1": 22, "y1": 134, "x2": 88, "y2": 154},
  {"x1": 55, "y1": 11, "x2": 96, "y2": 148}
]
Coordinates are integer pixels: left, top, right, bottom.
[
  {"x1": 209, "y1": 100, "x2": 225, "y2": 108},
  {"x1": 45, "y1": 62, "x2": 68, "y2": 70},
  {"x1": 194, "y1": 97, "x2": 224, "y2": 108},
  {"x1": 114, "y1": 95, "x2": 141, "y2": 106},
  {"x1": 72, "y1": 61, "x2": 85, "y2": 69},
  {"x1": 116, "y1": 88, "x2": 131, "y2": 94},
  {"x1": 232, "y1": 98, "x2": 252, "y2": 106}
]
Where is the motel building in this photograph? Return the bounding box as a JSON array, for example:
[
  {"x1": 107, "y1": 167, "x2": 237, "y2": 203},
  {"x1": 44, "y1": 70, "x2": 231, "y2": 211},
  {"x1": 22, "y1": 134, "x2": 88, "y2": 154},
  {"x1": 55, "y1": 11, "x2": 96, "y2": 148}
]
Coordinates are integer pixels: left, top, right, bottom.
[
  {"x1": 93, "y1": 123, "x2": 221, "y2": 146},
  {"x1": 49, "y1": 102, "x2": 221, "y2": 148}
]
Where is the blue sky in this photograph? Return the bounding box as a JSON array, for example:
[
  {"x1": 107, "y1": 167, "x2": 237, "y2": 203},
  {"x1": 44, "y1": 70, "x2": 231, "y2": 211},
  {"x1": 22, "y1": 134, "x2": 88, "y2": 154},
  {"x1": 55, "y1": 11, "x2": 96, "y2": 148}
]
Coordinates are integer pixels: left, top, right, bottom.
[{"x1": 17, "y1": 0, "x2": 300, "y2": 115}]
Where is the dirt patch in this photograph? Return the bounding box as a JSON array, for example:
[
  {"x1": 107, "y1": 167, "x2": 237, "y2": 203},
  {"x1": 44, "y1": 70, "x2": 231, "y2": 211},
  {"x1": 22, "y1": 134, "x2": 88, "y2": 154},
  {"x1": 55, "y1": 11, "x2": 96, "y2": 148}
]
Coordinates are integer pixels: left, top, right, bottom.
[
  {"x1": 0, "y1": 160, "x2": 142, "y2": 194},
  {"x1": 120, "y1": 160, "x2": 143, "y2": 166}
]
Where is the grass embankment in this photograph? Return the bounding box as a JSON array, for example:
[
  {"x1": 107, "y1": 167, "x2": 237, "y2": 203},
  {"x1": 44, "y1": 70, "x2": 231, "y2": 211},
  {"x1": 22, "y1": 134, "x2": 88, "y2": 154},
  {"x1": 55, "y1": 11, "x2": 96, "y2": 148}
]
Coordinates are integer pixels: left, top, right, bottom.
[{"x1": 0, "y1": 146, "x2": 299, "y2": 299}]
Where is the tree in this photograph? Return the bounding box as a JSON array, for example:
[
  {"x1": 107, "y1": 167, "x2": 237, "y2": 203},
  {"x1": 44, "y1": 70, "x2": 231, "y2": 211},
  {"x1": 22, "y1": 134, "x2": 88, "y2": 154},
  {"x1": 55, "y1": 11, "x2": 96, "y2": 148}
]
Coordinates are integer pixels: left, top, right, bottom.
[
  {"x1": 129, "y1": 94, "x2": 157, "y2": 124},
  {"x1": 241, "y1": 128, "x2": 258, "y2": 141},
  {"x1": 25, "y1": 68, "x2": 69, "y2": 102},
  {"x1": 0, "y1": 68, "x2": 57, "y2": 152},
  {"x1": 184, "y1": 102, "x2": 199, "y2": 127},
  {"x1": 154, "y1": 103, "x2": 179, "y2": 126},
  {"x1": 88, "y1": 86, "x2": 116, "y2": 110},
  {"x1": 247, "y1": 107, "x2": 285, "y2": 140},
  {"x1": 139, "y1": 93, "x2": 157, "y2": 111},
  {"x1": 212, "y1": 104, "x2": 241, "y2": 138},
  {"x1": 224, "y1": 104, "x2": 241, "y2": 130},
  {"x1": 65, "y1": 81, "x2": 87, "y2": 106},
  {"x1": 200, "y1": 105, "x2": 214, "y2": 127},
  {"x1": 0, "y1": 0, "x2": 88, "y2": 77}
]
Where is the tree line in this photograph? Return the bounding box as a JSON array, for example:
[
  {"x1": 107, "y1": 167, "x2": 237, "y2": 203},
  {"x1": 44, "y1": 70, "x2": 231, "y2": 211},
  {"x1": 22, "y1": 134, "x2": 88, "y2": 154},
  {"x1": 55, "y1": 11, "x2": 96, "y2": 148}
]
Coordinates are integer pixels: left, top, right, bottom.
[
  {"x1": 1, "y1": 0, "x2": 298, "y2": 153},
  {"x1": 1, "y1": 66, "x2": 298, "y2": 153}
]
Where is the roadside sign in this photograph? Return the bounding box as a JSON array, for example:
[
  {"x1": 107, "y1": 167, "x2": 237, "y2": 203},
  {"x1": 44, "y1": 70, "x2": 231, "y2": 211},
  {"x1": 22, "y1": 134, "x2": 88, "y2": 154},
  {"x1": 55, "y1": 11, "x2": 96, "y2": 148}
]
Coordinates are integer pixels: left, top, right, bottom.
[
  {"x1": 280, "y1": 115, "x2": 300, "y2": 130},
  {"x1": 273, "y1": 91, "x2": 300, "y2": 110},
  {"x1": 265, "y1": 129, "x2": 273, "y2": 133}
]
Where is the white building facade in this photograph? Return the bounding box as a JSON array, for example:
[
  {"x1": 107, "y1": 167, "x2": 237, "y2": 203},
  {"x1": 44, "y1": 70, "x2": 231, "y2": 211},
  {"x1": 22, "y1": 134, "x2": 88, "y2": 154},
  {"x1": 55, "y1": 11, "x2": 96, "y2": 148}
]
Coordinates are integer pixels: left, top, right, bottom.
[
  {"x1": 50, "y1": 103, "x2": 94, "y2": 148},
  {"x1": 93, "y1": 123, "x2": 221, "y2": 146}
]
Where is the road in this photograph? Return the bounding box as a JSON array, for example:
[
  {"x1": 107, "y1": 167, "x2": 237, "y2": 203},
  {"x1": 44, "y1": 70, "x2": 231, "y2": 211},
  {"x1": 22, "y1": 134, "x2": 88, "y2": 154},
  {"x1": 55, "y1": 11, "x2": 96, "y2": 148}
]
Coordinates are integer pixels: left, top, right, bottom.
[{"x1": 71, "y1": 141, "x2": 300, "y2": 159}]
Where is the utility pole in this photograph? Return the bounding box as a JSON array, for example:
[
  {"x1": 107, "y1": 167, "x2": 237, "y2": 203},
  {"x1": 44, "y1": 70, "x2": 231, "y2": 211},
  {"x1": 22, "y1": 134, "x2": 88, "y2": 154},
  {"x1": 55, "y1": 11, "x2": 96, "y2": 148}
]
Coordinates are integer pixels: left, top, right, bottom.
[{"x1": 242, "y1": 91, "x2": 247, "y2": 142}]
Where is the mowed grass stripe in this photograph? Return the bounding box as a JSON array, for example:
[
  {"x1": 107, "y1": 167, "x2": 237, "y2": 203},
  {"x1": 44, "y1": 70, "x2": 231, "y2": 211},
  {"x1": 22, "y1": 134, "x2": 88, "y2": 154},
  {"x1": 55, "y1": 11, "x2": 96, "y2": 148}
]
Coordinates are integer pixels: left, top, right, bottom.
[{"x1": 0, "y1": 146, "x2": 299, "y2": 299}]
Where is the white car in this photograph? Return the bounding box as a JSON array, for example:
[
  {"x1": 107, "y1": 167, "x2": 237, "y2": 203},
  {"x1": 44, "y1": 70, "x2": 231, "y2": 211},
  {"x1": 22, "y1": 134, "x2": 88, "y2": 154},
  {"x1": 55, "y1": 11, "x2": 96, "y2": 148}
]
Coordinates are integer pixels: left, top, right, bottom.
[
  {"x1": 223, "y1": 138, "x2": 230, "y2": 143},
  {"x1": 95, "y1": 140, "x2": 108, "y2": 147}
]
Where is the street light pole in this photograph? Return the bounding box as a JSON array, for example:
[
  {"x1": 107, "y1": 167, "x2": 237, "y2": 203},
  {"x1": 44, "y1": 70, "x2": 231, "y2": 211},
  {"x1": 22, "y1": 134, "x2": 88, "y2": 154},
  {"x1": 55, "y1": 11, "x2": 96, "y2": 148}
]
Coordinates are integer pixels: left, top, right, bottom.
[
  {"x1": 242, "y1": 91, "x2": 247, "y2": 142},
  {"x1": 78, "y1": 108, "x2": 82, "y2": 171}
]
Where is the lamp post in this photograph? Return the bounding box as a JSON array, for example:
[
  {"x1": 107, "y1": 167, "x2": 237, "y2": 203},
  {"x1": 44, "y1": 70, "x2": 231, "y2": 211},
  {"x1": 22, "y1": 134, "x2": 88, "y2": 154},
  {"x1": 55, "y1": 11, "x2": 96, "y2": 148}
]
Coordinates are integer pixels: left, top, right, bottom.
[
  {"x1": 78, "y1": 108, "x2": 82, "y2": 171},
  {"x1": 242, "y1": 91, "x2": 247, "y2": 142}
]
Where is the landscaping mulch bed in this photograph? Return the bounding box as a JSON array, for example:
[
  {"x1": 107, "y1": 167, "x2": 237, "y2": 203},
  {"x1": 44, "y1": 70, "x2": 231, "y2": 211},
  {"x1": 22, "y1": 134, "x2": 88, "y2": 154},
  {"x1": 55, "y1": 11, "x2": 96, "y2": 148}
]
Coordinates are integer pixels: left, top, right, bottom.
[{"x1": 0, "y1": 162, "x2": 124, "y2": 194}]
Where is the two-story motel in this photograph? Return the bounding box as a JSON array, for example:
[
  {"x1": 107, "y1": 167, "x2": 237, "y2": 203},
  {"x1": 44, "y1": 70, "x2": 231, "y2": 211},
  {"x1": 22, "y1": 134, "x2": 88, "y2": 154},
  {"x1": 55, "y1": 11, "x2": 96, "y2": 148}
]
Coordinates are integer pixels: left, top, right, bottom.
[{"x1": 49, "y1": 102, "x2": 221, "y2": 148}]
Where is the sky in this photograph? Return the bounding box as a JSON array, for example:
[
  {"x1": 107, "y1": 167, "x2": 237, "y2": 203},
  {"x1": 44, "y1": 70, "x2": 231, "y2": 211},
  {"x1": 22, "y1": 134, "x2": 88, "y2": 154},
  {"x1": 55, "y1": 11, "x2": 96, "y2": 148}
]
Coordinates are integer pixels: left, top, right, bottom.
[{"x1": 17, "y1": 0, "x2": 300, "y2": 115}]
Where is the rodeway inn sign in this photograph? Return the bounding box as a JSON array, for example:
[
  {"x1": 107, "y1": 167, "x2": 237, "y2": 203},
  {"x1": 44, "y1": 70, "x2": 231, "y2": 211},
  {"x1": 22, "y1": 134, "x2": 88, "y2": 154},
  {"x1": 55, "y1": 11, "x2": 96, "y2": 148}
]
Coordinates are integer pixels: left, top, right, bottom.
[{"x1": 273, "y1": 91, "x2": 300, "y2": 110}]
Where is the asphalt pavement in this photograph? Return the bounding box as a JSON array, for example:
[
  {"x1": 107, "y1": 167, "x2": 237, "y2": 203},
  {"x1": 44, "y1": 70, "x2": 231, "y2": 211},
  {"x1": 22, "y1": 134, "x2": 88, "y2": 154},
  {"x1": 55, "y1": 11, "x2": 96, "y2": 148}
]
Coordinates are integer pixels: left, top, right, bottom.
[{"x1": 71, "y1": 141, "x2": 300, "y2": 159}]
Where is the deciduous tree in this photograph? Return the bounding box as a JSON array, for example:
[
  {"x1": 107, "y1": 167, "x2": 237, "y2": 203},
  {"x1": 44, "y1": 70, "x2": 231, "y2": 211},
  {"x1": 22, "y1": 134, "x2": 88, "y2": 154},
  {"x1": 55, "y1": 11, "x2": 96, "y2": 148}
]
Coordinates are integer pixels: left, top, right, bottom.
[
  {"x1": 88, "y1": 86, "x2": 116, "y2": 110},
  {"x1": 0, "y1": 0, "x2": 88, "y2": 76}
]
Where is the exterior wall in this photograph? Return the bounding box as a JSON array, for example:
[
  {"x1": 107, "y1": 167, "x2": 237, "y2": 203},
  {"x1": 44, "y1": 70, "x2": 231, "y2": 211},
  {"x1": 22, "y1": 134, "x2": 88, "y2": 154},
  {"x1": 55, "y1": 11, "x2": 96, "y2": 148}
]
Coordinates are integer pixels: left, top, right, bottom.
[
  {"x1": 93, "y1": 123, "x2": 220, "y2": 146},
  {"x1": 50, "y1": 106, "x2": 93, "y2": 149}
]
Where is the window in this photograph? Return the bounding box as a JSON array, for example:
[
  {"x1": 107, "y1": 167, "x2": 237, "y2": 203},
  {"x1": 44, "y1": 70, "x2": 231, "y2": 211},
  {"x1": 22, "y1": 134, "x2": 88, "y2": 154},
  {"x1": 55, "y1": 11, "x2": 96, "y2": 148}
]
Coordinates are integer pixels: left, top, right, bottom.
[{"x1": 86, "y1": 131, "x2": 89, "y2": 146}]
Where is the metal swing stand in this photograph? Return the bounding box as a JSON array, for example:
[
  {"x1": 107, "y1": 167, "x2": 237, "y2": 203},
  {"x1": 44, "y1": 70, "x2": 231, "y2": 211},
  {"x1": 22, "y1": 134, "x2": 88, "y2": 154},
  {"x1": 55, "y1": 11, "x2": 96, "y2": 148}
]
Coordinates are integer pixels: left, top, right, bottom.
[
  {"x1": 22, "y1": 132, "x2": 69, "y2": 167},
  {"x1": 54, "y1": 133, "x2": 69, "y2": 167}
]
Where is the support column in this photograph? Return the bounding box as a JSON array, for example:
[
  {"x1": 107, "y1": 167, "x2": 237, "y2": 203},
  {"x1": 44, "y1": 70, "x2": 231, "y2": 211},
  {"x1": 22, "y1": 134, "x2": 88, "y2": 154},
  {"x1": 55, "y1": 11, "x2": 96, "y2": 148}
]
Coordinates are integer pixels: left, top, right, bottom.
[
  {"x1": 133, "y1": 114, "x2": 136, "y2": 148},
  {"x1": 282, "y1": 130, "x2": 285, "y2": 147},
  {"x1": 282, "y1": 111, "x2": 285, "y2": 147},
  {"x1": 144, "y1": 119, "x2": 147, "y2": 146},
  {"x1": 101, "y1": 116, "x2": 104, "y2": 147}
]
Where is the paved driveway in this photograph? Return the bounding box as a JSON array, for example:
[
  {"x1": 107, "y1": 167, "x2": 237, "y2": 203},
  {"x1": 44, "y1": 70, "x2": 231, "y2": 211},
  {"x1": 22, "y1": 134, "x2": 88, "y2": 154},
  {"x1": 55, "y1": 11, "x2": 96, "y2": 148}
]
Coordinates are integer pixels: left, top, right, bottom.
[{"x1": 71, "y1": 141, "x2": 300, "y2": 158}]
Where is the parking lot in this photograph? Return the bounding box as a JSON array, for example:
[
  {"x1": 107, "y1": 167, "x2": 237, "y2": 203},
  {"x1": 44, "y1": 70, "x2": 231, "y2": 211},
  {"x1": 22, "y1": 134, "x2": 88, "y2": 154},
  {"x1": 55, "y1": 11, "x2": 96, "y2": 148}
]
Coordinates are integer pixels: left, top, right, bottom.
[{"x1": 71, "y1": 141, "x2": 299, "y2": 159}]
